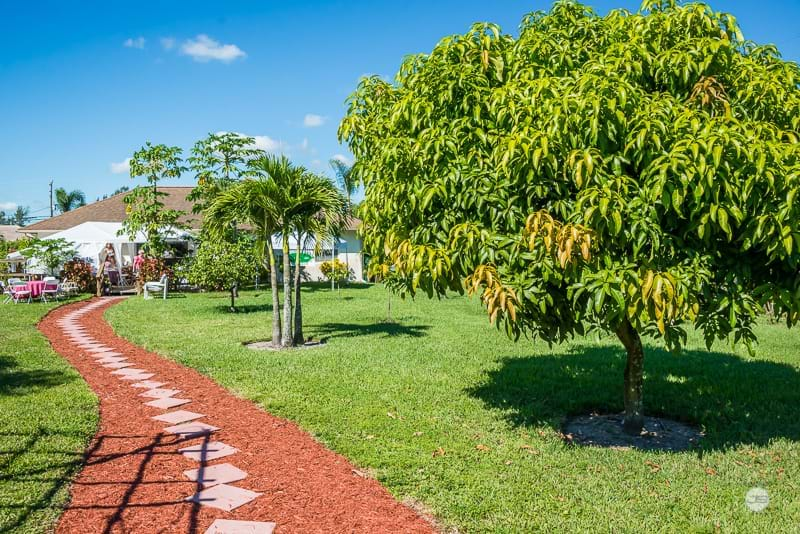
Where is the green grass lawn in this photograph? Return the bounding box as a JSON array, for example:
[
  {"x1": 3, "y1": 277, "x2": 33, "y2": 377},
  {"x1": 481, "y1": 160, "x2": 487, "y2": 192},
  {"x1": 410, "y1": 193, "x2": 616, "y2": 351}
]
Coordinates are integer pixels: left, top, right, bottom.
[
  {"x1": 0, "y1": 298, "x2": 98, "y2": 533},
  {"x1": 107, "y1": 285, "x2": 800, "y2": 532}
]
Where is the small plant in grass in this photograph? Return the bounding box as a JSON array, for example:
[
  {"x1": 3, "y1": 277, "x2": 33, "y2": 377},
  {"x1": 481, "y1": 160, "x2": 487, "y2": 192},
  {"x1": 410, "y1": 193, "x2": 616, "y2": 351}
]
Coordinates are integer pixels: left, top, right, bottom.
[{"x1": 320, "y1": 259, "x2": 350, "y2": 284}]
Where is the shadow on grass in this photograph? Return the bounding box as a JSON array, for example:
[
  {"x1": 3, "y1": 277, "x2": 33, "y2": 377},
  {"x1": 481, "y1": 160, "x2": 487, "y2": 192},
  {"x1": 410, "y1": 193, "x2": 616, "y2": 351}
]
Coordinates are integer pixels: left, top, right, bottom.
[
  {"x1": 0, "y1": 356, "x2": 78, "y2": 396},
  {"x1": 0, "y1": 430, "x2": 200, "y2": 533},
  {"x1": 312, "y1": 321, "x2": 431, "y2": 340},
  {"x1": 469, "y1": 345, "x2": 800, "y2": 451}
]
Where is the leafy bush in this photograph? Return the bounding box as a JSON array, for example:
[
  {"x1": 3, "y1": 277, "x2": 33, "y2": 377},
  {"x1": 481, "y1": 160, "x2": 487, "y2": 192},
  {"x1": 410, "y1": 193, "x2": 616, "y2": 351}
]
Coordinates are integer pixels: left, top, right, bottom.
[
  {"x1": 62, "y1": 260, "x2": 93, "y2": 292},
  {"x1": 320, "y1": 259, "x2": 350, "y2": 282},
  {"x1": 187, "y1": 236, "x2": 257, "y2": 291}
]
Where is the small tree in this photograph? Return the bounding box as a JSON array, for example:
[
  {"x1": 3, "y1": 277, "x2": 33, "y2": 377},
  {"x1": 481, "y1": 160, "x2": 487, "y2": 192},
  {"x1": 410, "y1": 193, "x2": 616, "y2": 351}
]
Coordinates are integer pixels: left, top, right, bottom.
[
  {"x1": 14, "y1": 206, "x2": 30, "y2": 226},
  {"x1": 188, "y1": 132, "x2": 261, "y2": 214},
  {"x1": 120, "y1": 142, "x2": 188, "y2": 257},
  {"x1": 329, "y1": 158, "x2": 358, "y2": 211},
  {"x1": 22, "y1": 238, "x2": 77, "y2": 276},
  {"x1": 187, "y1": 235, "x2": 258, "y2": 311},
  {"x1": 320, "y1": 259, "x2": 349, "y2": 284},
  {"x1": 340, "y1": 1, "x2": 800, "y2": 433}
]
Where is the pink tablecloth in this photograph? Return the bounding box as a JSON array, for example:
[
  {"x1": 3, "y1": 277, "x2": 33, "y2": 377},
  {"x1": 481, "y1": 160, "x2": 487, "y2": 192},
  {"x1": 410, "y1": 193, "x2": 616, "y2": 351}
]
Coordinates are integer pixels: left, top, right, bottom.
[{"x1": 26, "y1": 281, "x2": 46, "y2": 297}]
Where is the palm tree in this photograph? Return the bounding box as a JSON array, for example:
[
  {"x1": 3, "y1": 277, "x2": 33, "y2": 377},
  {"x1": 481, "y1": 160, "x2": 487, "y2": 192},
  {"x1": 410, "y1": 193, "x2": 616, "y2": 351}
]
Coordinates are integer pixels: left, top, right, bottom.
[
  {"x1": 54, "y1": 188, "x2": 86, "y2": 213},
  {"x1": 289, "y1": 173, "x2": 346, "y2": 344},
  {"x1": 205, "y1": 177, "x2": 283, "y2": 347},
  {"x1": 329, "y1": 158, "x2": 358, "y2": 210}
]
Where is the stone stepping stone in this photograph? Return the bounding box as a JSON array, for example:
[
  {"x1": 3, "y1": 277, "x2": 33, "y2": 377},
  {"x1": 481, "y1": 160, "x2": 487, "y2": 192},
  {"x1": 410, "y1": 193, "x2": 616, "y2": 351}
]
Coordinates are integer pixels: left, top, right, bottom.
[
  {"x1": 88, "y1": 347, "x2": 115, "y2": 353},
  {"x1": 151, "y1": 410, "x2": 204, "y2": 425},
  {"x1": 185, "y1": 484, "x2": 261, "y2": 512},
  {"x1": 163, "y1": 421, "x2": 219, "y2": 438},
  {"x1": 131, "y1": 380, "x2": 166, "y2": 389},
  {"x1": 103, "y1": 362, "x2": 134, "y2": 369},
  {"x1": 140, "y1": 388, "x2": 181, "y2": 399},
  {"x1": 204, "y1": 520, "x2": 276, "y2": 534},
  {"x1": 94, "y1": 352, "x2": 124, "y2": 358},
  {"x1": 180, "y1": 441, "x2": 238, "y2": 462},
  {"x1": 145, "y1": 396, "x2": 189, "y2": 409},
  {"x1": 97, "y1": 357, "x2": 127, "y2": 364},
  {"x1": 183, "y1": 463, "x2": 247, "y2": 488},
  {"x1": 112, "y1": 368, "x2": 147, "y2": 375},
  {"x1": 119, "y1": 372, "x2": 156, "y2": 381}
]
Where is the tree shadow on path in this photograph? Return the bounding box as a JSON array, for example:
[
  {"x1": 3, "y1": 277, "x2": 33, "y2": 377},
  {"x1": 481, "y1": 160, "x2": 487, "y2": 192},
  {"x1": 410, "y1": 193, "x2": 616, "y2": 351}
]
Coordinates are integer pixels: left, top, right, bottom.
[{"x1": 468, "y1": 345, "x2": 800, "y2": 451}]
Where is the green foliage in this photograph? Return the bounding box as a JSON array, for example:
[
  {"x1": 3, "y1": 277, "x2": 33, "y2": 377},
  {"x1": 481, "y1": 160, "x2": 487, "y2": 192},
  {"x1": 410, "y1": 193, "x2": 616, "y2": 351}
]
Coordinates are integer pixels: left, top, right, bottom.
[
  {"x1": 329, "y1": 158, "x2": 358, "y2": 208},
  {"x1": 13, "y1": 206, "x2": 30, "y2": 226},
  {"x1": 340, "y1": 1, "x2": 800, "y2": 354},
  {"x1": 54, "y1": 188, "x2": 86, "y2": 213},
  {"x1": 187, "y1": 235, "x2": 258, "y2": 291},
  {"x1": 62, "y1": 260, "x2": 93, "y2": 292},
  {"x1": 21, "y1": 238, "x2": 77, "y2": 275},
  {"x1": 120, "y1": 142, "x2": 188, "y2": 256},
  {"x1": 320, "y1": 258, "x2": 350, "y2": 282},
  {"x1": 188, "y1": 132, "x2": 261, "y2": 214}
]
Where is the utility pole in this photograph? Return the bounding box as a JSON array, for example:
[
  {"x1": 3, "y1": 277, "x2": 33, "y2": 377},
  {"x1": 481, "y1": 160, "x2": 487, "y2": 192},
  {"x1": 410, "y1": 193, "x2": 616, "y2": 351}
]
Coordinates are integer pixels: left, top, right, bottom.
[{"x1": 49, "y1": 180, "x2": 54, "y2": 217}]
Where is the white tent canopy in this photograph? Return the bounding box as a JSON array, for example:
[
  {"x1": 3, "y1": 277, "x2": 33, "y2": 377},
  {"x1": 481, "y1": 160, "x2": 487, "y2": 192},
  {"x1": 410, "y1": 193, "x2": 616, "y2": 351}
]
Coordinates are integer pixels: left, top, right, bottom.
[{"x1": 45, "y1": 222, "x2": 146, "y2": 268}]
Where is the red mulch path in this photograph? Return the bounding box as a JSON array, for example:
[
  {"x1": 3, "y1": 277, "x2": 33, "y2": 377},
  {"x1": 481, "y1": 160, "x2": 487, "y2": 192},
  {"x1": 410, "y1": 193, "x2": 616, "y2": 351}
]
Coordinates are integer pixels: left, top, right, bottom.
[{"x1": 40, "y1": 298, "x2": 435, "y2": 534}]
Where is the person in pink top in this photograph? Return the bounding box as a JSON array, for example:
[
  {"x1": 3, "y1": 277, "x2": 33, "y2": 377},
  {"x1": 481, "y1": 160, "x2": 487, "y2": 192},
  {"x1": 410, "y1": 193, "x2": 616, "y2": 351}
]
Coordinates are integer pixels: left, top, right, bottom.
[{"x1": 132, "y1": 250, "x2": 145, "y2": 273}]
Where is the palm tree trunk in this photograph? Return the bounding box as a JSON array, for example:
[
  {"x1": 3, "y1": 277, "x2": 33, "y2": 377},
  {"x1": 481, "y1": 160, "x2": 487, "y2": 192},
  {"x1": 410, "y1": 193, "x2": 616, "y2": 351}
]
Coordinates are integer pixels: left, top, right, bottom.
[
  {"x1": 281, "y1": 233, "x2": 293, "y2": 347},
  {"x1": 267, "y1": 243, "x2": 281, "y2": 348},
  {"x1": 293, "y1": 232, "x2": 304, "y2": 345}
]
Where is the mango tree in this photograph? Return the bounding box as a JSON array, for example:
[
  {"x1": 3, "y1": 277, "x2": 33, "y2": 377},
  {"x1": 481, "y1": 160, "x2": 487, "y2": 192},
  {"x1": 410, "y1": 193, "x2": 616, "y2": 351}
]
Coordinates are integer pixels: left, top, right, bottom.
[{"x1": 340, "y1": 0, "x2": 800, "y2": 433}]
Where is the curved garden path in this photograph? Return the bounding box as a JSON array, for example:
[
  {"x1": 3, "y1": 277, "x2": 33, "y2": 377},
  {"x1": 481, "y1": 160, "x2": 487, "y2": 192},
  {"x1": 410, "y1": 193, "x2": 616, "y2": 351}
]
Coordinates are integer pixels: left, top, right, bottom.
[{"x1": 39, "y1": 297, "x2": 434, "y2": 534}]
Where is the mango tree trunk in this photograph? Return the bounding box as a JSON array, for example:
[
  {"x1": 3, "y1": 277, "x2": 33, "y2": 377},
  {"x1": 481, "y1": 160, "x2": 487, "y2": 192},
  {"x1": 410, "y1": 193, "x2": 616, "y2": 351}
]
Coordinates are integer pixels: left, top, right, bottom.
[
  {"x1": 615, "y1": 317, "x2": 645, "y2": 434},
  {"x1": 281, "y1": 234, "x2": 293, "y2": 348},
  {"x1": 292, "y1": 233, "x2": 304, "y2": 345},
  {"x1": 267, "y1": 245, "x2": 281, "y2": 348}
]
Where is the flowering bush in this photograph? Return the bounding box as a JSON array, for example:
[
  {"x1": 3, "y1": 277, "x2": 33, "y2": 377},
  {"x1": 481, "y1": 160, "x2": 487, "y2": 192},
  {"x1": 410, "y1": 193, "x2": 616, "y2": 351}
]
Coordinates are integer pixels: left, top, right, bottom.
[
  {"x1": 320, "y1": 259, "x2": 350, "y2": 283},
  {"x1": 136, "y1": 257, "x2": 175, "y2": 288},
  {"x1": 62, "y1": 260, "x2": 93, "y2": 292}
]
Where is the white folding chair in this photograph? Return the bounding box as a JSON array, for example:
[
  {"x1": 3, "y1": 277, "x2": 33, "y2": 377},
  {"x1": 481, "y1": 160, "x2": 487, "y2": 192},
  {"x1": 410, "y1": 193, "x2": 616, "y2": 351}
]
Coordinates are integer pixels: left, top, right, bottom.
[
  {"x1": 41, "y1": 281, "x2": 61, "y2": 302},
  {"x1": 9, "y1": 283, "x2": 32, "y2": 304}
]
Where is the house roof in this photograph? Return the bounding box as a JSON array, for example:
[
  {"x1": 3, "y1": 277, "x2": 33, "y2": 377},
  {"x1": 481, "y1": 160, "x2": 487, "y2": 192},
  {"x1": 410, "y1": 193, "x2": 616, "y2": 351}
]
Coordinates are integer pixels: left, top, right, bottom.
[
  {"x1": 344, "y1": 216, "x2": 361, "y2": 231},
  {"x1": 23, "y1": 187, "x2": 200, "y2": 232},
  {"x1": 0, "y1": 225, "x2": 25, "y2": 241}
]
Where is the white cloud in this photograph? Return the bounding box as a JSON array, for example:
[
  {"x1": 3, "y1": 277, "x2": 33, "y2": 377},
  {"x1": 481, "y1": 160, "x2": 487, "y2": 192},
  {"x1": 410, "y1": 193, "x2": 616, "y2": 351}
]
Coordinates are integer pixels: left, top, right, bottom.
[
  {"x1": 160, "y1": 37, "x2": 176, "y2": 50},
  {"x1": 110, "y1": 157, "x2": 131, "y2": 174},
  {"x1": 299, "y1": 138, "x2": 310, "y2": 151},
  {"x1": 252, "y1": 135, "x2": 289, "y2": 153},
  {"x1": 216, "y1": 131, "x2": 289, "y2": 154},
  {"x1": 303, "y1": 114, "x2": 325, "y2": 127},
  {"x1": 181, "y1": 34, "x2": 246, "y2": 63},
  {"x1": 332, "y1": 154, "x2": 351, "y2": 165},
  {"x1": 0, "y1": 201, "x2": 18, "y2": 211},
  {"x1": 123, "y1": 37, "x2": 145, "y2": 49}
]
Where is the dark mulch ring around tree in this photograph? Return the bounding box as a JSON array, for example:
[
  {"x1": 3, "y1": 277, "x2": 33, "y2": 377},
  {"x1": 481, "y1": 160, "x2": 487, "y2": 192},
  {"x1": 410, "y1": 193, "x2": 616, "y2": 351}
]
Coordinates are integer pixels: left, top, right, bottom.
[{"x1": 562, "y1": 413, "x2": 704, "y2": 452}]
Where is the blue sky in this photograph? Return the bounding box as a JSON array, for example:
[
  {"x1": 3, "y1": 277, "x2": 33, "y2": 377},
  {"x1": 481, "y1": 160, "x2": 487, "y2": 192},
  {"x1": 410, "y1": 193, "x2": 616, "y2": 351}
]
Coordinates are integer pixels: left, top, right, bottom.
[{"x1": 1, "y1": 1, "x2": 799, "y2": 221}]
